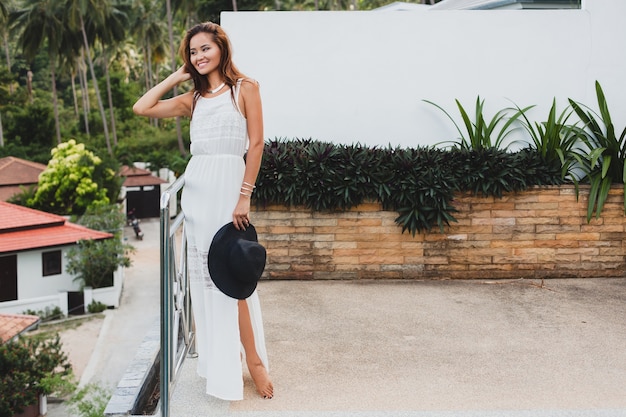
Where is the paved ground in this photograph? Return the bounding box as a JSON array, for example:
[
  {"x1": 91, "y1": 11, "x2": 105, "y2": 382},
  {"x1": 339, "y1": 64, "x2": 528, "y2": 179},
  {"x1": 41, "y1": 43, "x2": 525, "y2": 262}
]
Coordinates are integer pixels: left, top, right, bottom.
[
  {"x1": 46, "y1": 219, "x2": 161, "y2": 417},
  {"x1": 48, "y1": 218, "x2": 626, "y2": 416}
]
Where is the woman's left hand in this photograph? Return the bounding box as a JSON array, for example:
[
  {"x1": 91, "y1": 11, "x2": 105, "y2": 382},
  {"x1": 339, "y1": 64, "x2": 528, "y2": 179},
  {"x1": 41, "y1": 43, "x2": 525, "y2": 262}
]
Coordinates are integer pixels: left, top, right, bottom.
[{"x1": 233, "y1": 197, "x2": 251, "y2": 230}]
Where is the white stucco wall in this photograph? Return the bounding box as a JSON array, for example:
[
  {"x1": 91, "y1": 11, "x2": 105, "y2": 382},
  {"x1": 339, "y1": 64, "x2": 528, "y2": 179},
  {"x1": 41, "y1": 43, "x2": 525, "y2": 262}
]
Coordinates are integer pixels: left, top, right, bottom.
[
  {"x1": 17, "y1": 247, "x2": 81, "y2": 299},
  {"x1": 221, "y1": 0, "x2": 626, "y2": 148}
]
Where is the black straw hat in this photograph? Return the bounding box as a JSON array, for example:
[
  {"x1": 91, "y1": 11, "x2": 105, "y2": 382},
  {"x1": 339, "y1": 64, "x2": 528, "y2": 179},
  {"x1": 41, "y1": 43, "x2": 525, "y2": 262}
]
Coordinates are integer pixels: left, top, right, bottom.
[{"x1": 208, "y1": 222, "x2": 266, "y2": 300}]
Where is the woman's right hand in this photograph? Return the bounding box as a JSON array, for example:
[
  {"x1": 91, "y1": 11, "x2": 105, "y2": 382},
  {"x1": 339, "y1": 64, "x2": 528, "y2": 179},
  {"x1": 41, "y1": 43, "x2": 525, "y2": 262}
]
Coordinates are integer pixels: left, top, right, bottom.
[{"x1": 175, "y1": 65, "x2": 192, "y2": 83}]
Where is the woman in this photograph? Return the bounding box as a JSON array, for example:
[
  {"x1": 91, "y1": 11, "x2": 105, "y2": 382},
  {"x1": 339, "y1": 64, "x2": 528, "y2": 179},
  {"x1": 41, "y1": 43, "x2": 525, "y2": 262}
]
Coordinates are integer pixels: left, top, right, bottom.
[{"x1": 133, "y1": 22, "x2": 273, "y2": 401}]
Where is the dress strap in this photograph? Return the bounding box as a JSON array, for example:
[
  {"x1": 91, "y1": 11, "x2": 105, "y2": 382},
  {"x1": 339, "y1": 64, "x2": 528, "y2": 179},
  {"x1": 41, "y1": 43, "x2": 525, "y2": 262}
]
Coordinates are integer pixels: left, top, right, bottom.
[
  {"x1": 234, "y1": 79, "x2": 244, "y2": 116},
  {"x1": 191, "y1": 91, "x2": 201, "y2": 118}
]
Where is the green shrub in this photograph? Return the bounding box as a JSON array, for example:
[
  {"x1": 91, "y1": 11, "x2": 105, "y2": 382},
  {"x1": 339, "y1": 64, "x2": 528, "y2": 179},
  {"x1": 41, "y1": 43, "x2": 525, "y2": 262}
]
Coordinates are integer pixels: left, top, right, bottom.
[
  {"x1": 87, "y1": 301, "x2": 107, "y2": 314},
  {"x1": 254, "y1": 139, "x2": 561, "y2": 235},
  {"x1": 22, "y1": 306, "x2": 64, "y2": 322},
  {"x1": 0, "y1": 335, "x2": 74, "y2": 416}
]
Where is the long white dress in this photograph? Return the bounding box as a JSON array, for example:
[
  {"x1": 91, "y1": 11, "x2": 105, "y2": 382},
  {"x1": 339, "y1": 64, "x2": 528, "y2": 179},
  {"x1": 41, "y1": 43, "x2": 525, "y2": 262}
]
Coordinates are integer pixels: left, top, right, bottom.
[{"x1": 181, "y1": 80, "x2": 269, "y2": 401}]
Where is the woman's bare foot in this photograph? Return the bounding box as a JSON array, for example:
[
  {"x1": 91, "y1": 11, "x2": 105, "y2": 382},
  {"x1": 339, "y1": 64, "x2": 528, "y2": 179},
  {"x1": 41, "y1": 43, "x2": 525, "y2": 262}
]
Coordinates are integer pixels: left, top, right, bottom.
[{"x1": 247, "y1": 359, "x2": 274, "y2": 399}]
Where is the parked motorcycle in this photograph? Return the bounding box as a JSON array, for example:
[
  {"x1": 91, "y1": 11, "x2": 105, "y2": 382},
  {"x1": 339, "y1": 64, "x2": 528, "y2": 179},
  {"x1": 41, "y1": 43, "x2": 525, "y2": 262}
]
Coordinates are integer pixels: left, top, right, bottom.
[{"x1": 127, "y1": 208, "x2": 144, "y2": 240}]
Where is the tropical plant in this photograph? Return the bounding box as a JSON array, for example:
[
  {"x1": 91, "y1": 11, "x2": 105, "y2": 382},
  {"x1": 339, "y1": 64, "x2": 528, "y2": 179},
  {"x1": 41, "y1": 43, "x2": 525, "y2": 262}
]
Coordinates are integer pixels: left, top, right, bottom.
[
  {"x1": 67, "y1": 204, "x2": 134, "y2": 289},
  {"x1": 515, "y1": 98, "x2": 583, "y2": 181},
  {"x1": 10, "y1": 0, "x2": 70, "y2": 144},
  {"x1": 424, "y1": 96, "x2": 532, "y2": 150},
  {"x1": 568, "y1": 81, "x2": 626, "y2": 221},
  {"x1": 382, "y1": 146, "x2": 458, "y2": 235},
  {"x1": 254, "y1": 139, "x2": 563, "y2": 235},
  {"x1": 65, "y1": 0, "x2": 129, "y2": 155},
  {"x1": 93, "y1": 3, "x2": 130, "y2": 148}
]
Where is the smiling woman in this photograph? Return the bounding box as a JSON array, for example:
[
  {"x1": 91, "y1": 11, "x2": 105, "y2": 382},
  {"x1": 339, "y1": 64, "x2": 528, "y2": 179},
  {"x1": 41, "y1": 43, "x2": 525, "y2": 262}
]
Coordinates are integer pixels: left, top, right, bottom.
[{"x1": 133, "y1": 22, "x2": 273, "y2": 402}]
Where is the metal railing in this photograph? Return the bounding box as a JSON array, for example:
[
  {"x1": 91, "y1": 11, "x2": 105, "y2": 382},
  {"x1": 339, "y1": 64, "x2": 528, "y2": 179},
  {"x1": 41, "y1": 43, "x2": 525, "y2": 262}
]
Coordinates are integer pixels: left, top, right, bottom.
[{"x1": 159, "y1": 175, "x2": 194, "y2": 417}]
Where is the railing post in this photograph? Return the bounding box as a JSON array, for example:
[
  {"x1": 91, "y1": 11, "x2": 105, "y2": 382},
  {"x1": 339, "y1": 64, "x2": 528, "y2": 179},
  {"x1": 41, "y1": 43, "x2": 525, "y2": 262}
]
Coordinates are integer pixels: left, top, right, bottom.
[
  {"x1": 159, "y1": 191, "x2": 172, "y2": 417},
  {"x1": 159, "y1": 175, "x2": 187, "y2": 417}
]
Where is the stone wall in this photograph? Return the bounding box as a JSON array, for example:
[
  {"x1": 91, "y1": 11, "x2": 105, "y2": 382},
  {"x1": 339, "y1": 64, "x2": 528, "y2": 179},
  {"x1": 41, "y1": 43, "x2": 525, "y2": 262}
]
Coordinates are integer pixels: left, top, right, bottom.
[{"x1": 253, "y1": 185, "x2": 626, "y2": 280}]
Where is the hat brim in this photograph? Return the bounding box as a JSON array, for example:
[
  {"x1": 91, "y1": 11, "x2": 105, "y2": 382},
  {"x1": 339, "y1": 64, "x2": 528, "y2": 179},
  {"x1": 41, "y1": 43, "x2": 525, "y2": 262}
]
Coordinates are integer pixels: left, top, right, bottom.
[{"x1": 208, "y1": 222, "x2": 264, "y2": 300}]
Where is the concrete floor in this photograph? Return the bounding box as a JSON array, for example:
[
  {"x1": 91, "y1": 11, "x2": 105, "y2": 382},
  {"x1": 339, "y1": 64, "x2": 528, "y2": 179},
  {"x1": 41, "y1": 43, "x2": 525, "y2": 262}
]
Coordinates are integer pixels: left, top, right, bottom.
[
  {"x1": 47, "y1": 218, "x2": 626, "y2": 417},
  {"x1": 170, "y1": 278, "x2": 626, "y2": 417}
]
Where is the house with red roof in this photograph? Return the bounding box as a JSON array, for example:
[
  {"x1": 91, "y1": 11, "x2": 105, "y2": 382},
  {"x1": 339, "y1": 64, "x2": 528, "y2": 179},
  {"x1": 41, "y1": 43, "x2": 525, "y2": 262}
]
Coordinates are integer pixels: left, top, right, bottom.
[
  {"x1": 0, "y1": 201, "x2": 120, "y2": 316},
  {"x1": 0, "y1": 313, "x2": 41, "y2": 344},
  {"x1": 0, "y1": 156, "x2": 46, "y2": 202},
  {"x1": 0, "y1": 156, "x2": 171, "y2": 219},
  {"x1": 120, "y1": 164, "x2": 168, "y2": 218}
]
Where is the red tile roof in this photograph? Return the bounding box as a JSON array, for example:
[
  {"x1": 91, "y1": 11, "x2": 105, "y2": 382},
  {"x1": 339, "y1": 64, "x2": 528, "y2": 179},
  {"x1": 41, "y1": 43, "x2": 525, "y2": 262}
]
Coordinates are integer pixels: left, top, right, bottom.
[
  {"x1": 0, "y1": 159, "x2": 167, "y2": 202},
  {"x1": 0, "y1": 313, "x2": 41, "y2": 344},
  {"x1": 121, "y1": 165, "x2": 167, "y2": 187},
  {"x1": 0, "y1": 157, "x2": 46, "y2": 201},
  {"x1": 0, "y1": 156, "x2": 46, "y2": 186},
  {"x1": 0, "y1": 201, "x2": 113, "y2": 254}
]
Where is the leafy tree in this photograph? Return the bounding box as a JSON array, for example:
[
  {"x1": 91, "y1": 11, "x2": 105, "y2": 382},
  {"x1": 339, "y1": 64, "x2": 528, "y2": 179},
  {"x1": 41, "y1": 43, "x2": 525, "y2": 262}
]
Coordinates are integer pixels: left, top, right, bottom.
[
  {"x1": 0, "y1": 334, "x2": 74, "y2": 417},
  {"x1": 5, "y1": 100, "x2": 55, "y2": 148},
  {"x1": 28, "y1": 139, "x2": 118, "y2": 215},
  {"x1": 67, "y1": 204, "x2": 134, "y2": 289},
  {"x1": 10, "y1": 0, "x2": 72, "y2": 144}
]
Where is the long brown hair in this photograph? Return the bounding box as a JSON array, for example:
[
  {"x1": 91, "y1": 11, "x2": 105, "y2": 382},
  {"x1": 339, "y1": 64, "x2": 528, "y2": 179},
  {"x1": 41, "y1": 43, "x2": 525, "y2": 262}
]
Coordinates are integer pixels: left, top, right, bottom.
[{"x1": 179, "y1": 22, "x2": 246, "y2": 99}]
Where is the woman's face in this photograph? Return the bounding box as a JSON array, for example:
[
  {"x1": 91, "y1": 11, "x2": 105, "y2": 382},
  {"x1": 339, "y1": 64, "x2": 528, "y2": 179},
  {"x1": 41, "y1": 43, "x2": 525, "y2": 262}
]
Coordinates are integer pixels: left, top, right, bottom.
[{"x1": 189, "y1": 32, "x2": 221, "y2": 75}]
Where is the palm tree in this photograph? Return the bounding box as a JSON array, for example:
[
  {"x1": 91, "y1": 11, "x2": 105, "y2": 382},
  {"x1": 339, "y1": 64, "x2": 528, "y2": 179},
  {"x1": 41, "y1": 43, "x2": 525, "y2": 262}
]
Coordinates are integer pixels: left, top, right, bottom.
[
  {"x1": 130, "y1": 0, "x2": 168, "y2": 128},
  {"x1": 166, "y1": 0, "x2": 187, "y2": 155},
  {"x1": 57, "y1": 26, "x2": 91, "y2": 134},
  {"x1": 11, "y1": 0, "x2": 68, "y2": 144},
  {"x1": 84, "y1": 1, "x2": 129, "y2": 147},
  {"x1": 1, "y1": 0, "x2": 11, "y2": 72},
  {"x1": 65, "y1": 0, "x2": 114, "y2": 154},
  {"x1": 0, "y1": 0, "x2": 9, "y2": 147}
]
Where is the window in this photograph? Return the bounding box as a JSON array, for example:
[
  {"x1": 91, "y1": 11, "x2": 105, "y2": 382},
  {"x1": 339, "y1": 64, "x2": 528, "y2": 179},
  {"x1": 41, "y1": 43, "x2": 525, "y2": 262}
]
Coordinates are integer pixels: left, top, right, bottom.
[{"x1": 42, "y1": 250, "x2": 62, "y2": 276}]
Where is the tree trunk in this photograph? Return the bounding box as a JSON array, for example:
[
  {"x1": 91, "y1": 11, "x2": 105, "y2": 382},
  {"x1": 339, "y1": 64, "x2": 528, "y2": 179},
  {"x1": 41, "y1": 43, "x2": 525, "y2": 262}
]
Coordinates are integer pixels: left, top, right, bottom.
[
  {"x1": 145, "y1": 40, "x2": 158, "y2": 127},
  {"x1": 0, "y1": 111, "x2": 4, "y2": 147},
  {"x1": 166, "y1": 0, "x2": 187, "y2": 156},
  {"x1": 79, "y1": 15, "x2": 112, "y2": 155},
  {"x1": 103, "y1": 52, "x2": 118, "y2": 146},
  {"x1": 71, "y1": 70, "x2": 79, "y2": 116},
  {"x1": 3, "y1": 32, "x2": 12, "y2": 95},
  {"x1": 50, "y1": 63, "x2": 62, "y2": 144},
  {"x1": 79, "y1": 52, "x2": 90, "y2": 136}
]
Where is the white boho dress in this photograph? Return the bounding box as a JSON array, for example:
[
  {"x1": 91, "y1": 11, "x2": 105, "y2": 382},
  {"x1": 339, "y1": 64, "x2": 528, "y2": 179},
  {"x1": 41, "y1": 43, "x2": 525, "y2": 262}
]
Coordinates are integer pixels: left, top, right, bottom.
[{"x1": 181, "y1": 80, "x2": 269, "y2": 401}]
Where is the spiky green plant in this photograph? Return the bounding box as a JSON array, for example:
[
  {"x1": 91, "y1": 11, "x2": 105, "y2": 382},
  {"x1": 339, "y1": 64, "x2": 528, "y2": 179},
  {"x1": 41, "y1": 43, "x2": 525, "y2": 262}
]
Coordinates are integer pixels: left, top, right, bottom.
[
  {"x1": 568, "y1": 81, "x2": 626, "y2": 221},
  {"x1": 424, "y1": 96, "x2": 532, "y2": 150},
  {"x1": 514, "y1": 98, "x2": 583, "y2": 181}
]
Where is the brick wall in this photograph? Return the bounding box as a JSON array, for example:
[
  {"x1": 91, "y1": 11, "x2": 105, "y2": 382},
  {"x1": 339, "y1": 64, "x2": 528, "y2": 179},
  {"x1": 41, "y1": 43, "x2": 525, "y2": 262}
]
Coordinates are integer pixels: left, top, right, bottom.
[{"x1": 252, "y1": 185, "x2": 626, "y2": 280}]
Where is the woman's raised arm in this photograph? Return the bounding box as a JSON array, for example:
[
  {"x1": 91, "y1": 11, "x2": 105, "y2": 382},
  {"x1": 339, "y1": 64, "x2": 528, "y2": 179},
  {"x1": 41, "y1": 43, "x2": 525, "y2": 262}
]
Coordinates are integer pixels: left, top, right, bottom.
[{"x1": 133, "y1": 66, "x2": 194, "y2": 119}]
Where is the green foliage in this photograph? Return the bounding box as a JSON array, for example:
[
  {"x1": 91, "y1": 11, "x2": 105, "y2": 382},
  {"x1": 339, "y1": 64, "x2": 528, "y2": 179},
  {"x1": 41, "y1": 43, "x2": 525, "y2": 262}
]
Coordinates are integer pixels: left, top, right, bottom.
[
  {"x1": 382, "y1": 146, "x2": 458, "y2": 235},
  {"x1": 424, "y1": 96, "x2": 531, "y2": 150},
  {"x1": 66, "y1": 204, "x2": 134, "y2": 289},
  {"x1": 27, "y1": 140, "x2": 118, "y2": 215},
  {"x1": 515, "y1": 98, "x2": 582, "y2": 181},
  {"x1": 451, "y1": 146, "x2": 563, "y2": 198},
  {"x1": 22, "y1": 306, "x2": 64, "y2": 323},
  {"x1": 0, "y1": 334, "x2": 75, "y2": 417},
  {"x1": 87, "y1": 300, "x2": 107, "y2": 313},
  {"x1": 3, "y1": 99, "x2": 55, "y2": 148},
  {"x1": 568, "y1": 81, "x2": 626, "y2": 221},
  {"x1": 255, "y1": 139, "x2": 561, "y2": 235},
  {"x1": 114, "y1": 127, "x2": 190, "y2": 176},
  {"x1": 68, "y1": 383, "x2": 111, "y2": 417}
]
